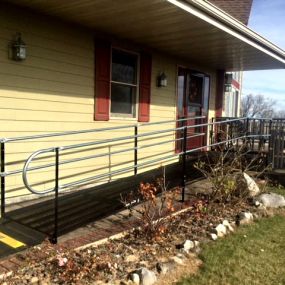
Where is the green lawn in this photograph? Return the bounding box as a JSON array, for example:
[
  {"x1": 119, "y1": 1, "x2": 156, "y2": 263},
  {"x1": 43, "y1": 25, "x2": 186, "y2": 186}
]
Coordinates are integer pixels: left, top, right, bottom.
[
  {"x1": 267, "y1": 185, "x2": 285, "y2": 197},
  {"x1": 179, "y1": 214, "x2": 285, "y2": 285}
]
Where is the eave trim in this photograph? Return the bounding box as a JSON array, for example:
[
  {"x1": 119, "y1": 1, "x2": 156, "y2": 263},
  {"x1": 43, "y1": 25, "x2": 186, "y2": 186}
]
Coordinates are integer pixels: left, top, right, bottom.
[{"x1": 167, "y1": 0, "x2": 285, "y2": 67}]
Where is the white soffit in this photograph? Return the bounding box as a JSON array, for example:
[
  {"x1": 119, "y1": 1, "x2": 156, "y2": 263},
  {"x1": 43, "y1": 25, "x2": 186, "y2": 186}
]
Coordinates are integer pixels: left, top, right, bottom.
[
  {"x1": 174, "y1": 0, "x2": 285, "y2": 69},
  {"x1": 3, "y1": 0, "x2": 285, "y2": 71}
]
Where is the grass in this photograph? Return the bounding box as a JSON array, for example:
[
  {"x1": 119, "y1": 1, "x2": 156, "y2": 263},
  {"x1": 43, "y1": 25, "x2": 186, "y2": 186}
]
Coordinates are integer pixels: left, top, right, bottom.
[
  {"x1": 179, "y1": 215, "x2": 285, "y2": 285},
  {"x1": 179, "y1": 187, "x2": 285, "y2": 285},
  {"x1": 267, "y1": 185, "x2": 285, "y2": 197}
]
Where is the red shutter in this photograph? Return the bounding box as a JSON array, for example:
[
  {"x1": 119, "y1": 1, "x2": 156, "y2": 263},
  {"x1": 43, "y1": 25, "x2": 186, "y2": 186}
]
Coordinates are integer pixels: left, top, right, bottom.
[
  {"x1": 138, "y1": 53, "x2": 152, "y2": 122},
  {"x1": 94, "y1": 41, "x2": 111, "y2": 121}
]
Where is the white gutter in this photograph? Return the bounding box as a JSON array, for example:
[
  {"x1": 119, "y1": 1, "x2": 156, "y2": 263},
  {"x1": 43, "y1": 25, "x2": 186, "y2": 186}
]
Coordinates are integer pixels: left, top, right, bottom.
[{"x1": 167, "y1": 0, "x2": 285, "y2": 66}]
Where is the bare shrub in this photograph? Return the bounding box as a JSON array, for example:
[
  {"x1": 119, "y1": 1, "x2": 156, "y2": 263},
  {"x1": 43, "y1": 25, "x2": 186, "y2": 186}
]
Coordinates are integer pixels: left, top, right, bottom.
[
  {"x1": 121, "y1": 169, "x2": 181, "y2": 241},
  {"x1": 194, "y1": 145, "x2": 268, "y2": 204}
]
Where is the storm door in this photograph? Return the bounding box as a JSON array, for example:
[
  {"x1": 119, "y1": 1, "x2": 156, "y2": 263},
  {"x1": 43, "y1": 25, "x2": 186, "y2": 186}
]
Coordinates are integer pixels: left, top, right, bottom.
[{"x1": 176, "y1": 67, "x2": 210, "y2": 151}]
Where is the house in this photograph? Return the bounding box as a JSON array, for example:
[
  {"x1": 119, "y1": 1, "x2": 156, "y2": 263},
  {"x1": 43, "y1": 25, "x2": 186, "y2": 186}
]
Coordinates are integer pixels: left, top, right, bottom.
[{"x1": 0, "y1": 0, "x2": 284, "y2": 208}]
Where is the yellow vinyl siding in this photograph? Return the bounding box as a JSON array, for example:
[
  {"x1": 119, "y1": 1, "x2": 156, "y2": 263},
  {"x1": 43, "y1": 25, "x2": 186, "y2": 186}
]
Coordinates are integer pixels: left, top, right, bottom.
[{"x1": 0, "y1": 4, "x2": 217, "y2": 204}]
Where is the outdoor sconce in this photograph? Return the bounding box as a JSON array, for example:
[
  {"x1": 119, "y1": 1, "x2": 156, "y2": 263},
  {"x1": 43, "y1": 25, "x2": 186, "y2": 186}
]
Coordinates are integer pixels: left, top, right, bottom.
[
  {"x1": 224, "y1": 73, "x2": 233, "y2": 92},
  {"x1": 157, "y1": 72, "x2": 167, "y2": 87},
  {"x1": 11, "y1": 33, "x2": 26, "y2": 61},
  {"x1": 225, "y1": 85, "x2": 232, "y2": 92},
  {"x1": 225, "y1": 73, "x2": 233, "y2": 85}
]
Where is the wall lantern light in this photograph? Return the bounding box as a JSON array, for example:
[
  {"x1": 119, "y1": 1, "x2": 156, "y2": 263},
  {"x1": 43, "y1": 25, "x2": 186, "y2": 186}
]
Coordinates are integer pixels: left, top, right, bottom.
[
  {"x1": 11, "y1": 33, "x2": 26, "y2": 61},
  {"x1": 225, "y1": 73, "x2": 233, "y2": 85},
  {"x1": 225, "y1": 85, "x2": 232, "y2": 92},
  {"x1": 157, "y1": 72, "x2": 167, "y2": 87}
]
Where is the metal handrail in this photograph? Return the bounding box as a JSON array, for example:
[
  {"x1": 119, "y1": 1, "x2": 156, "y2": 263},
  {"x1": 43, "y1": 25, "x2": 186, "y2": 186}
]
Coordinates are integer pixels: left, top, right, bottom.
[
  {"x1": 20, "y1": 116, "x2": 272, "y2": 195},
  {"x1": 2, "y1": 116, "x2": 269, "y2": 184},
  {"x1": 21, "y1": 130, "x2": 206, "y2": 193},
  {"x1": 1, "y1": 116, "x2": 206, "y2": 143},
  {"x1": 22, "y1": 148, "x2": 60, "y2": 195},
  {"x1": 0, "y1": 116, "x2": 206, "y2": 178}
]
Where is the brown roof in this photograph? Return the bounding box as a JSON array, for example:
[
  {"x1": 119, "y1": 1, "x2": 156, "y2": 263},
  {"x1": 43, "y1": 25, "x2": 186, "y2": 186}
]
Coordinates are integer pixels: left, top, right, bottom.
[{"x1": 208, "y1": 0, "x2": 253, "y2": 25}]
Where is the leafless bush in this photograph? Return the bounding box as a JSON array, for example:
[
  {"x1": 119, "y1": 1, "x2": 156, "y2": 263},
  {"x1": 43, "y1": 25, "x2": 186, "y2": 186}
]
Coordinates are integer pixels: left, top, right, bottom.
[
  {"x1": 194, "y1": 145, "x2": 269, "y2": 204},
  {"x1": 121, "y1": 169, "x2": 181, "y2": 241}
]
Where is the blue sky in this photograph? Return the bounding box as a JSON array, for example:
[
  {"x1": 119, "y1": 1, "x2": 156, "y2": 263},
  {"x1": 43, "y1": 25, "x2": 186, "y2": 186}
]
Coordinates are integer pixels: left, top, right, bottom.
[{"x1": 242, "y1": 0, "x2": 285, "y2": 110}]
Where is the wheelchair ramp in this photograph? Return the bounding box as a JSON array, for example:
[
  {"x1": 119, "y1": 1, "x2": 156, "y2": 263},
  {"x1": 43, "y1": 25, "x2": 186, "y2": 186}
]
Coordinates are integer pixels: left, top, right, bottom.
[{"x1": 0, "y1": 219, "x2": 46, "y2": 259}]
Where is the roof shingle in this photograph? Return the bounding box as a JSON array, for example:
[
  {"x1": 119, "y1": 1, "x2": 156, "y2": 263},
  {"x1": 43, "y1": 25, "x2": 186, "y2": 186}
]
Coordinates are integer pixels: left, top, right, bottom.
[{"x1": 208, "y1": 0, "x2": 253, "y2": 25}]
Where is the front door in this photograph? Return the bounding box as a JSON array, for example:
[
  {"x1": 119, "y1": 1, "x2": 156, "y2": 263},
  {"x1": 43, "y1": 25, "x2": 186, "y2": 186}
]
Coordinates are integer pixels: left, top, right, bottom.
[{"x1": 176, "y1": 67, "x2": 210, "y2": 151}]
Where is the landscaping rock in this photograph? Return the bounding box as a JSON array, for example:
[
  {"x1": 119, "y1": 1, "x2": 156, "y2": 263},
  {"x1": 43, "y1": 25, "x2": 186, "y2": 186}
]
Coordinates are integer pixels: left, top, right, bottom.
[
  {"x1": 134, "y1": 268, "x2": 157, "y2": 285},
  {"x1": 243, "y1": 172, "x2": 260, "y2": 197},
  {"x1": 182, "y1": 240, "x2": 195, "y2": 252},
  {"x1": 156, "y1": 261, "x2": 176, "y2": 274},
  {"x1": 254, "y1": 200, "x2": 261, "y2": 207},
  {"x1": 130, "y1": 273, "x2": 140, "y2": 284},
  {"x1": 215, "y1": 224, "x2": 227, "y2": 237},
  {"x1": 257, "y1": 193, "x2": 285, "y2": 208},
  {"x1": 223, "y1": 220, "x2": 234, "y2": 232},
  {"x1": 210, "y1": 233, "x2": 218, "y2": 240},
  {"x1": 236, "y1": 211, "x2": 253, "y2": 225}
]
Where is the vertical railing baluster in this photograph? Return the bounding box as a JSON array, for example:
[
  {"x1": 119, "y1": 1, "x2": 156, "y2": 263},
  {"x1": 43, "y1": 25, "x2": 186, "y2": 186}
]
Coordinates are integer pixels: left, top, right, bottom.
[
  {"x1": 1, "y1": 141, "x2": 5, "y2": 218},
  {"x1": 279, "y1": 128, "x2": 284, "y2": 169},
  {"x1": 272, "y1": 130, "x2": 276, "y2": 169},
  {"x1": 229, "y1": 121, "x2": 233, "y2": 148},
  {"x1": 252, "y1": 120, "x2": 256, "y2": 151},
  {"x1": 134, "y1": 125, "x2": 138, "y2": 175},
  {"x1": 210, "y1": 118, "x2": 214, "y2": 149},
  {"x1": 181, "y1": 126, "x2": 187, "y2": 202},
  {"x1": 50, "y1": 147, "x2": 59, "y2": 244},
  {"x1": 108, "y1": 146, "x2": 111, "y2": 182},
  {"x1": 259, "y1": 119, "x2": 263, "y2": 151},
  {"x1": 246, "y1": 117, "x2": 250, "y2": 148},
  {"x1": 267, "y1": 120, "x2": 272, "y2": 165}
]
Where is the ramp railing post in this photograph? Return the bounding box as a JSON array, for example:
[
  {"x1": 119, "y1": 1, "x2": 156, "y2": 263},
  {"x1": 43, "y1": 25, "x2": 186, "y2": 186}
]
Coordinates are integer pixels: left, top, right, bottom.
[
  {"x1": 210, "y1": 118, "x2": 214, "y2": 149},
  {"x1": 181, "y1": 126, "x2": 187, "y2": 202},
  {"x1": 268, "y1": 119, "x2": 273, "y2": 165},
  {"x1": 245, "y1": 117, "x2": 250, "y2": 148},
  {"x1": 134, "y1": 125, "x2": 138, "y2": 175},
  {"x1": 50, "y1": 147, "x2": 60, "y2": 244},
  {"x1": 1, "y1": 142, "x2": 5, "y2": 218}
]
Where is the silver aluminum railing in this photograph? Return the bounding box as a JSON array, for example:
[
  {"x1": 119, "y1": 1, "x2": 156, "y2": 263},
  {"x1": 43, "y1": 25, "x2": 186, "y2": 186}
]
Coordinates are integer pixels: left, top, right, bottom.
[
  {"x1": 21, "y1": 116, "x2": 270, "y2": 195},
  {"x1": 0, "y1": 116, "x2": 276, "y2": 243}
]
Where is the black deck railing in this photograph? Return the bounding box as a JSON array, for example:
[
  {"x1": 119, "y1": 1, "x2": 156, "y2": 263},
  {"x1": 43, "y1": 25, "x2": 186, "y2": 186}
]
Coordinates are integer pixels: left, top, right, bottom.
[{"x1": 0, "y1": 116, "x2": 284, "y2": 243}]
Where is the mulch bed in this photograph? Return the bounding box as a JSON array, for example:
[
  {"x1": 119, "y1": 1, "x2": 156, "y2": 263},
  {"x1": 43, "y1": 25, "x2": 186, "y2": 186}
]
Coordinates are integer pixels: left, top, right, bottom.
[{"x1": 3, "y1": 194, "x2": 256, "y2": 285}]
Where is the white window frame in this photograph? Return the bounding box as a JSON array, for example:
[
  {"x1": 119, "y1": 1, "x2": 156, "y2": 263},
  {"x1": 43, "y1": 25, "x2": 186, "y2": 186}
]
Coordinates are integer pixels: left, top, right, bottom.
[{"x1": 110, "y1": 47, "x2": 140, "y2": 119}]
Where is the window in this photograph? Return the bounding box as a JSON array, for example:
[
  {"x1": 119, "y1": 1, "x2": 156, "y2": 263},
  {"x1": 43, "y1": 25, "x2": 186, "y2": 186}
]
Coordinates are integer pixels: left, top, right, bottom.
[
  {"x1": 111, "y1": 49, "x2": 138, "y2": 117},
  {"x1": 94, "y1": 40, "x2": 151, "y2": 122}
]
